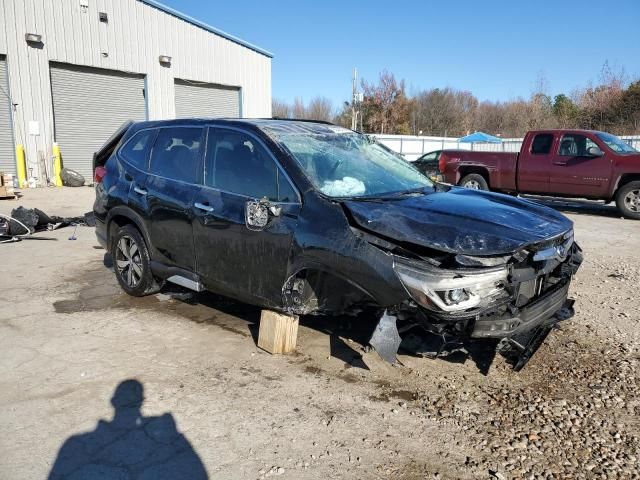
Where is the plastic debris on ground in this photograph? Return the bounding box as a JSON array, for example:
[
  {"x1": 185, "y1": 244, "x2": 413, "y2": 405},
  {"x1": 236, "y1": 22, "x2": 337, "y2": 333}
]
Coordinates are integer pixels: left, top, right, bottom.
[{"x1": 0, "y1": 206, "x2": 95, "y2": 243}]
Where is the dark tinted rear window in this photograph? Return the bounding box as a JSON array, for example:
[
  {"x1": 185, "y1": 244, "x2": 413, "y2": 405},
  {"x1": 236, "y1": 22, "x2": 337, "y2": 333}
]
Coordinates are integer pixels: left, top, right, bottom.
[
  {"x1": 531, "y1": 134, "x2": 554, "y2": 154},
  {"x1": 120, "y1": 129, "x2": 156, "y2": 169},
  {"x1": 149, "y1": 127, "x2": 204, "y2": 183}
]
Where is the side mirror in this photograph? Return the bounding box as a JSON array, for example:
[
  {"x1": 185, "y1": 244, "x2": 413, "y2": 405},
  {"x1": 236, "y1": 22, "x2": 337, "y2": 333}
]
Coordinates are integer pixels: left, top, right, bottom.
[
  {"x1": 586, "y1": 146, "x2": 604, "y2": 157},
  {"x1": 245, "y1": 198, "x2": 279, "y2": 231}
]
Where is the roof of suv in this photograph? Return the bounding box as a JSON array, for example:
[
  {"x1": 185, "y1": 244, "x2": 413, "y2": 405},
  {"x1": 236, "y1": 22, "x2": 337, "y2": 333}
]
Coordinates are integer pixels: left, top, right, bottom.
[{"x1": 130, "y1": 118, "x2": 349, "y2": 135}]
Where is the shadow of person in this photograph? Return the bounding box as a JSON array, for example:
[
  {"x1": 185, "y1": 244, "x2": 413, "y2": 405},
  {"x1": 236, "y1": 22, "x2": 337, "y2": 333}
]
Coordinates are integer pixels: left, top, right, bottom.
[{"x1": 47, "y1": 379, "x2": 208, "y2": 480}]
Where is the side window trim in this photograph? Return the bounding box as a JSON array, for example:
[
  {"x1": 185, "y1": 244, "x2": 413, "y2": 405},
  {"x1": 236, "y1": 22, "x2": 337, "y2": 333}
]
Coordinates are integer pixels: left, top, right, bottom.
[
  {"x1": 147, "y1": 125, "x2": 206, "y2": 185},
  {"x1": 118, "y1": 127, "x2": 158, "y2": 172},
  {"x1": 204, "y1": 125, "x2": 302, "y2": 205}
]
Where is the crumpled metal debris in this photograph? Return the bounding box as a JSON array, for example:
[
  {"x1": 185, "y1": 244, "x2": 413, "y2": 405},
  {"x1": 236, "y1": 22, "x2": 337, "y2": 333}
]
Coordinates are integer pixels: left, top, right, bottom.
[{"x1": 4, "y1": 206, "x2": 95, "y2": 236}]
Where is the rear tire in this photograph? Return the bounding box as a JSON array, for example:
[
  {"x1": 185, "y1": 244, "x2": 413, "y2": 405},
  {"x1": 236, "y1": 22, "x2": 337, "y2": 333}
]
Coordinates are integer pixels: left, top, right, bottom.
[
  {"x1": 459, "y1": 173, "x2": 489, "y2": 191},
  {"x1": 615, "y1": 181, "x2": 640, "y2": 220},
  {"x1": 111, "y1": 224, "x2": 163, "y2": 296}
]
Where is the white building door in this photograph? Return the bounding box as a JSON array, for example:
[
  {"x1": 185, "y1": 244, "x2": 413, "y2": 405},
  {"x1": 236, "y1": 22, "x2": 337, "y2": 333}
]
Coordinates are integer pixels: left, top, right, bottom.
[
  {"x1": 50, "y1": 63, "x2": 147, "y2": 179},
  {"x1": 174, "y1": 79, "x2": 240, "y2": 119},
  {"x1": 0, "y1": 56, "x2": 15, "y2": 175}
]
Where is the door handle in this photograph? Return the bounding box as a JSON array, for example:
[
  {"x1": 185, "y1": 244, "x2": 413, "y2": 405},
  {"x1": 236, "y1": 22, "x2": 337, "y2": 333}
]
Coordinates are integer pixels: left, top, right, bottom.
[
  {"x1": 194, "y1": 202, "x2": 214, "y2": 213},
  {"x1": 133, "y1": 186, "x2": 147, "y2": 195},
  {"x1": 553, "y1": 161, "x2": 568, "y2": 166}
]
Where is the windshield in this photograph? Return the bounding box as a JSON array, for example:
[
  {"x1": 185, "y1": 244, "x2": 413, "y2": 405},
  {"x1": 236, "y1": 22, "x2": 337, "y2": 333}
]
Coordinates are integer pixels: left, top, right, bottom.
[
  {"x1": 263, "y1": 125, "x2": 432, "y2": 198},
  {"x1": 595, "y1": 132, "x2": 638, "y2": 154}
]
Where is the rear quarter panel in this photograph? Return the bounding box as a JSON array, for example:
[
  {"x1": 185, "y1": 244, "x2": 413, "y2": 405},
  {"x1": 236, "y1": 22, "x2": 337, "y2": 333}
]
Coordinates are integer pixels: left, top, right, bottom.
[{"x1": 611, "y1": 154, "x2": 640, "y2": 197}]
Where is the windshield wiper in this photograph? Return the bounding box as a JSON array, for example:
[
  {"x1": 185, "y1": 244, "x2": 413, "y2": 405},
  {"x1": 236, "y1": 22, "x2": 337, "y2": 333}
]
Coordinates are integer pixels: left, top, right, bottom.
[{"x1": 345, "y1": 186, "x2": 432, "y2": 202}]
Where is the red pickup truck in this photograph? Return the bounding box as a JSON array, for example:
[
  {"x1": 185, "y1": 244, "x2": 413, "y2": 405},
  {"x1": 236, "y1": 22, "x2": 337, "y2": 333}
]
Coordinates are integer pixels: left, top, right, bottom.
[{"x1": 439, "y1": 129, "x2": 640, "y2": 219}]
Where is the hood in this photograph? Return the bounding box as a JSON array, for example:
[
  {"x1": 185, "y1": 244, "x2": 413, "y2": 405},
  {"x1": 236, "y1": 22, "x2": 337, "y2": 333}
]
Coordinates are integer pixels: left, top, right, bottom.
[{"x1": 343, "y1": 187, "x2": 573, "y2": 256}]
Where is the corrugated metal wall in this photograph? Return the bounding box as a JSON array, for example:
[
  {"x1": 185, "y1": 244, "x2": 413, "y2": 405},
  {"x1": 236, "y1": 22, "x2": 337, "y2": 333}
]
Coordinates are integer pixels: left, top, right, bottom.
[
  {"x1": 0, "y1": 0, "x2": 271, "y2": 182},
  {"x1": 174, "y1": 79, "x2": 240, "y2": 118},
  {"x1": 0, "y1": 56, "x2": 15, "y2": 174},
  {"x1": 50, "y1": 63, "x2": 147, "y2": 178}
]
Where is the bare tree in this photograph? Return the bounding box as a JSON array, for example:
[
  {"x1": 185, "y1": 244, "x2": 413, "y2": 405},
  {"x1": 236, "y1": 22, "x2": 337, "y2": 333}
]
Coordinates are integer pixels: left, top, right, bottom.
[
  {"x1": 292, "y1": 97, "x2": 306, "y2": 119},
  {"x1": 306, "y1": 97, "x2": 334, "y2": 122},
  {"x1": 333, "y1": 101, "x2": 352, "y2": 128},
  {"x1": 412, "y1": 88, "x2": 477, "y2": 136},
  {"x1": 272, "y1": 98, "x2": 291, "y2": 118},
  {"x1": 473, "y1": 102, "x2": 505, "y2": 135},
  {"x1": 361, "y1": 70, "x2": 410, "y2": 134},
  {"x1": 575, "y1": 65, "x2": 627, "y2": 131}
]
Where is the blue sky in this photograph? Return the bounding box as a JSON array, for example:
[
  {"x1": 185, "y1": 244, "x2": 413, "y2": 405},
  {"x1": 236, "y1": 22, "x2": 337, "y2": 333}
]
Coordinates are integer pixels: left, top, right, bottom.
[{"x1": 161, "y1": 0, "x2": 640, "y2": 108}]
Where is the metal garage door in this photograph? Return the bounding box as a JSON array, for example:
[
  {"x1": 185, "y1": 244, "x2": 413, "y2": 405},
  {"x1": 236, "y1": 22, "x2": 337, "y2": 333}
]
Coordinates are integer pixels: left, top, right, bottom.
[
  {"x1": 0, "y1": 56, "x2": 15, "y2": 175},
  {"x1": 174, "y1": 79, "x2": 240, "y2": 118},
  {"x1": 50, "y1": 63, "x2": 147, "y2": 179}
]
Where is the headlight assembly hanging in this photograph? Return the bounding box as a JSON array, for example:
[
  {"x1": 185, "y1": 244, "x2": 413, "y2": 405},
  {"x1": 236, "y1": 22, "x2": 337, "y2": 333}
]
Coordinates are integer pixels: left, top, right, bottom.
[{"x1": 392, "y1": 256, "x2": 508, "y2": 312}]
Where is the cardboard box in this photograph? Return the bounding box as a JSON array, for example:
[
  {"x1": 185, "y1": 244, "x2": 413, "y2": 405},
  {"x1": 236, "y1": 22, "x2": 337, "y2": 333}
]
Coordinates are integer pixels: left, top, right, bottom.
[{"x1": 0, "y1": 172, "x2": 15, "y2": 197}]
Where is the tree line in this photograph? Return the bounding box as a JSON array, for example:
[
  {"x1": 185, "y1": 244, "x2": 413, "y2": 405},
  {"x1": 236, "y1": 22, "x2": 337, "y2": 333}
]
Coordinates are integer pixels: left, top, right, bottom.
[{"x1": 272, "y1": 63, "x2": 640, "y2": 137}]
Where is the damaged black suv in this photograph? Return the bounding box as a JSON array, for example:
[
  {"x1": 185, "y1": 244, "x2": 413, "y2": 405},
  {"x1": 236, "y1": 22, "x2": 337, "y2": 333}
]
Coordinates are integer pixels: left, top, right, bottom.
[{"x1": 93, "y1": 119, "x2": 582, "y2": 370}]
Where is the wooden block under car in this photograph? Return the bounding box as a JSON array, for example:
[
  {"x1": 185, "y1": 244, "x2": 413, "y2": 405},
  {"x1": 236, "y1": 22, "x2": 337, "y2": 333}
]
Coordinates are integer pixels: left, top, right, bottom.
[
  {"x1": 257, "y1": 310, "x2": 299, "y2": 354},
  {"x1": 0, "y1": 173, "x2": 14, "y2": 198},
  {"x1": 0, "y1": 186, "x2": 15, "y2": 198}
]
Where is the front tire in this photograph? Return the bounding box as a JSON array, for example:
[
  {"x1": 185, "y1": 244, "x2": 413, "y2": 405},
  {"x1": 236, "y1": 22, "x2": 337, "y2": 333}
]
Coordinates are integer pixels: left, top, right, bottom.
[
  {"x1": 459, "y1": 173, "x2": 489, "y2": 191},
  {"x1": 615, "y1": 181, "x2": 640, "y2": 220},
  {"x1": 111, "y1": 224, "x2": 163, "y2": 296}
]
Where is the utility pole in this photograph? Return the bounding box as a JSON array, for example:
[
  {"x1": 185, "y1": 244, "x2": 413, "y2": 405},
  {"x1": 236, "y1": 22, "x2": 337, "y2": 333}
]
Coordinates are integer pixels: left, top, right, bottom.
[
  {"x1": 351, "y1": 68, "x2": 357, "y2": 130},
  {"x1": 351, "y1": 68, "x2": 364, "y2": 131}
]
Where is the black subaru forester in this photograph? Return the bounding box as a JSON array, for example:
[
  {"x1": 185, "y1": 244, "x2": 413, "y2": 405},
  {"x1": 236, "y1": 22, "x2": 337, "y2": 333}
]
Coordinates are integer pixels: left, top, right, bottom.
[{"x1": 93, "y1": 119, "x2": 582, "y2": 369}]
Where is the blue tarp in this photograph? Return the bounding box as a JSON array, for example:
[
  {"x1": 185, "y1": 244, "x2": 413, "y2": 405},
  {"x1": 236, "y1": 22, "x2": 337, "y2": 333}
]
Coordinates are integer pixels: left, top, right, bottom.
[{"x1": 458, "y1": 132, "x2": 502, "y2": 143}]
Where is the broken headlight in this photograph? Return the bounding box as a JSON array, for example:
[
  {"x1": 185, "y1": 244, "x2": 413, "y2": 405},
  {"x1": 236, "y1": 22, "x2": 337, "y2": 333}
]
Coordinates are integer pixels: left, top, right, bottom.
[{"x1": 393, "y1": 256, "x2": 508, "y2": 313}]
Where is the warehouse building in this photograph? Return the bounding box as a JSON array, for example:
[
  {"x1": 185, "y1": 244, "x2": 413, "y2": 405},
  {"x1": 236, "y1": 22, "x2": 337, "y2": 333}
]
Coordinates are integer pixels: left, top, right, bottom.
[{"x1": 0, "y1": 0, "x2": 272, "y2": 181}]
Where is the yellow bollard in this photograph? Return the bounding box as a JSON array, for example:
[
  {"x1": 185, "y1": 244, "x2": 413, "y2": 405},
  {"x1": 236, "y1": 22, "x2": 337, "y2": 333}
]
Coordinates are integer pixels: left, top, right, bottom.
[
  {"x1": 52, "y1": 142, "x2": 63, "y2": 187},
  {"x1": 15, "y1": 144, "x2": 27, "y2": 188}
]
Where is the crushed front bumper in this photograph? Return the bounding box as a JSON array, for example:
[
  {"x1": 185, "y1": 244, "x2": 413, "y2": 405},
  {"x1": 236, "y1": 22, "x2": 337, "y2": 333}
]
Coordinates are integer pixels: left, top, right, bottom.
[
  {"x1": 472, "y1": 282, "x2": 571, "y2": 339},
  {"x1": 370, "y1": 281, "x2": 576, "y2": 370},
  {"x1": 370, "y1": 242, "x2": 582, "y2": 370}
]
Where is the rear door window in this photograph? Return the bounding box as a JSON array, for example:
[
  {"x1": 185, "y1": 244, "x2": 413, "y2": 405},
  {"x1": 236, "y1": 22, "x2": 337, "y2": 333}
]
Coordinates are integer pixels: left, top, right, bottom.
[
  {"x1": 149, "y1": 127, "x2": 204, "y2": 183},
  {"x1": 531, "y1": 134, "x2": 554, "y2": 155},
  {"x1": 205, "y1": 128, "x2": 296, "y2": 202},
  {"x1": 120, "y1": 129, "x2": 156, "y2": 169}
]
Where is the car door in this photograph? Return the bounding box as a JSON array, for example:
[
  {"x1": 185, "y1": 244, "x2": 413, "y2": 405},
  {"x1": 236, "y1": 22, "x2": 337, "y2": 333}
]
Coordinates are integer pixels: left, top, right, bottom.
[
  {"x1": 118, "y1": 128, "x2": 157, "y2": 222},
  {"x1": 549, "y1": 133, "x2": 612, "y2": 197},
  {"x1": 144, "y1": 126, "x2": 205, "y2": 271},
  {"x1": 517, "y1": 133, "x2": 555, "y2": 193},
  {"x1": 414, "y1": 151, "x2": 440, "y2": 178},
  {"x1": 192, "y1": 126, "x2": 301, "y2": 307}
]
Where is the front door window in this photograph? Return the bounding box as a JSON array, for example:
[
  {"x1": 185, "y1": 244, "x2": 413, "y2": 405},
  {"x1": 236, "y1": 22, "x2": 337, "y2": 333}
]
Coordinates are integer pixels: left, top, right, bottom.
[
  {"x1": 204, "y1": 129, "x2": 297, "y2": 202},
  {"x1": 558, "y1": 134, "x2": 598, "y2": 157}
]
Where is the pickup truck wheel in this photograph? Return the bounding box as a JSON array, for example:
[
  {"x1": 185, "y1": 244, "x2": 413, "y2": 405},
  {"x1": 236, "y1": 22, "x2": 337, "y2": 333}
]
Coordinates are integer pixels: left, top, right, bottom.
[
  {"x1": 111, "y1": 225, "x2": 163, "y2": 296},
  {"x1": 615, "y1": 181, "x2": 640, "y2": 220},
  {"x1": 459, "y1": 174, "x2": 489, "y2": 191}
]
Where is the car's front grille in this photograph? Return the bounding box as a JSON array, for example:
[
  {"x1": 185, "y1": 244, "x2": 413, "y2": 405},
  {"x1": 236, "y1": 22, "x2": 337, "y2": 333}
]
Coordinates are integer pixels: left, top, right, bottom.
[{"x1": 513, "y1": 232, "x2": 575, "y2": 307}]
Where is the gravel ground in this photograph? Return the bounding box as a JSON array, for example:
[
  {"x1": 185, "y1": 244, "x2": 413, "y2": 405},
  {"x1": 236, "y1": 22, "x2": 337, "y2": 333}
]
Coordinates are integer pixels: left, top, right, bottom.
[{"x1": 0, "y1": 187, "x2": 638, "y2": 479}]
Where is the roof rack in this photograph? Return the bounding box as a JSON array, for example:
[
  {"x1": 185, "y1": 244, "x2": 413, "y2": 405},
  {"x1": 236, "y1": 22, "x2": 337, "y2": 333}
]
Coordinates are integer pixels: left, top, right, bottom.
[{"x1": 264, "y1": 117, "x2": 336, "y2": 126}]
